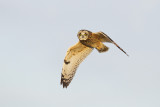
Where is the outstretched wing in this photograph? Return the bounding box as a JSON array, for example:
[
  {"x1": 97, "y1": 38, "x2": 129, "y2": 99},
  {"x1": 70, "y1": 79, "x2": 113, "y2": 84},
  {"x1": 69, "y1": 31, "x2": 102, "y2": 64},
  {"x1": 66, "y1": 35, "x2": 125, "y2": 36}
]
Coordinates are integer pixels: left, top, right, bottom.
[
  {"x1": 94, "y1": 32, "x2": 129, "y2": 56},
  {"x1": 61, "y1": 42, "x2": 93, "y2": 88}
]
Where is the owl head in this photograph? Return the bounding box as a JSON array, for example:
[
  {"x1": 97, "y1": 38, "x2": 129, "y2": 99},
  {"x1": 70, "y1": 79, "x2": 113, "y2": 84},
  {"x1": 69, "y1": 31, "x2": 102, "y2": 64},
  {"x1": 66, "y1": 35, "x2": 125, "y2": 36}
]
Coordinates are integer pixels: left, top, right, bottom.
[{"x1": 77, "y1": 30, "x2": 91, "y2": 40}]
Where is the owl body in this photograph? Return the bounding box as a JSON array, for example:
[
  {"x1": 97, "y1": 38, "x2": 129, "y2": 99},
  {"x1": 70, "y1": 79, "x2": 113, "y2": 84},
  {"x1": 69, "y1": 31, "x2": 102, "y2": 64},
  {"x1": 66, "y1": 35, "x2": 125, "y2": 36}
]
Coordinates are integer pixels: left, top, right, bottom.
[
  {"x1": 79, "y1": 30, "x2": 109, "y2": 52},
  {"x1": 61, "y1": 30, "x2": 129, "y2": 88}
]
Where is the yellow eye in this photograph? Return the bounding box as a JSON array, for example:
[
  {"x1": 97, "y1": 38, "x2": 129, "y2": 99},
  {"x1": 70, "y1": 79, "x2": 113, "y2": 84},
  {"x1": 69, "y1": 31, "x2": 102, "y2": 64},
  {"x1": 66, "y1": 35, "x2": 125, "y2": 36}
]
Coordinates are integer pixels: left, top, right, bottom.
[{"x1": 84, "y1": 33, "x2": 87, "y2": 36}]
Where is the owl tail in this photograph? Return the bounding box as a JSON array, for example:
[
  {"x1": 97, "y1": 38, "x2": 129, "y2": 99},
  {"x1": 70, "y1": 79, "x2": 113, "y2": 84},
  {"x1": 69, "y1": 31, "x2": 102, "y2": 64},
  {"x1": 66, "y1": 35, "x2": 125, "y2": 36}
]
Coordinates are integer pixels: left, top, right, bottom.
[{"x1": 96, "y1": 43, "x2": 109, "y2": 53}]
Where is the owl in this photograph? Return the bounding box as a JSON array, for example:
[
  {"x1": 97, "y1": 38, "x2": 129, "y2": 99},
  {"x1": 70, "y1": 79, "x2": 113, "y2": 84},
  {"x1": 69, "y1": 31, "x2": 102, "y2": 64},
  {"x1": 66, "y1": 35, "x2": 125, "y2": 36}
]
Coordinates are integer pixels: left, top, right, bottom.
[{"x1": 61, "y1": 30, "x2": 129, "y2": 88}]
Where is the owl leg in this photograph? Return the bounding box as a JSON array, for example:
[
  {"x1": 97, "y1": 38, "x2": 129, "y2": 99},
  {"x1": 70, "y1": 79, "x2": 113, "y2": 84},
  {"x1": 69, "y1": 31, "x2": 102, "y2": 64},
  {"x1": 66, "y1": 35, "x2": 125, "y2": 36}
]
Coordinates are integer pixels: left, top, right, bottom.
[{"x1": 96, "y1": 42, "x2": 109, "y2": 53}]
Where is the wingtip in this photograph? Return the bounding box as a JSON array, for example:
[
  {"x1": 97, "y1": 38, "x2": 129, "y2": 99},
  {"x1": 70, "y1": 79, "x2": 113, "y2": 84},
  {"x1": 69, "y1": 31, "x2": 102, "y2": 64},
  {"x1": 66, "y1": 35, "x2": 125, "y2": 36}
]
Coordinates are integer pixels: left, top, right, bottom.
[
  {"x1": 61, "y1": 82, "x2": 69, "y2": 88},
  {"x1": 60, "y1": 74, "x2": 69, "y2": 88},
  {"x1": 60, "y1": 81, "x2": 68, "y2": 88},
  {"x1": 124, "y1": 52, "x2": 129, "y2": 57}
]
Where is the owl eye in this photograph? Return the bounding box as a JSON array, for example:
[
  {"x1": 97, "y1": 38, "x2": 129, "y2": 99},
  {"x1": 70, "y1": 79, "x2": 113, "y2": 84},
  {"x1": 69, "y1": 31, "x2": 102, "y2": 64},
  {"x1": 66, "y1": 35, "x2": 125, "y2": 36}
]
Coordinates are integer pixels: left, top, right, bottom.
[{"x1": 84, "y1": 33, "x2": 87, "y2": 36}]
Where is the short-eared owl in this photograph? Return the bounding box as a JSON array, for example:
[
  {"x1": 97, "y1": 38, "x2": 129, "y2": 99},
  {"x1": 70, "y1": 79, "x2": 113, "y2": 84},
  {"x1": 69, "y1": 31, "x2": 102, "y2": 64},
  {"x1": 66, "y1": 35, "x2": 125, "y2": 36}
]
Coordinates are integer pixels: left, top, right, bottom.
[{"x1": 61, "y1": 30, "x2": 129, "y2": 88}]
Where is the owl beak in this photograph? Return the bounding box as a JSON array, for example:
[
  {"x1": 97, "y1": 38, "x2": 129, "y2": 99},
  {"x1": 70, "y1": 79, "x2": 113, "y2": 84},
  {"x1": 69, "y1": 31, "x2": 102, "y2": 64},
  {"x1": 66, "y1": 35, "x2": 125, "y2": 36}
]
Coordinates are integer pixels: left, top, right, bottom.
[{"x1": 81, "y1": 35, "x2": 85, "y2": 38}]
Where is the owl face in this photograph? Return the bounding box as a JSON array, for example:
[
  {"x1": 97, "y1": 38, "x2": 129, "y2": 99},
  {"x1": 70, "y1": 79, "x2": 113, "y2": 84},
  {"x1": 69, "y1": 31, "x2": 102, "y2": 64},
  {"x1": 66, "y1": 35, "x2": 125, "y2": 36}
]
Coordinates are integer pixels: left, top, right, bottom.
[{"x1": 77, "y1": 30, "x2": 90, "y2": 40}]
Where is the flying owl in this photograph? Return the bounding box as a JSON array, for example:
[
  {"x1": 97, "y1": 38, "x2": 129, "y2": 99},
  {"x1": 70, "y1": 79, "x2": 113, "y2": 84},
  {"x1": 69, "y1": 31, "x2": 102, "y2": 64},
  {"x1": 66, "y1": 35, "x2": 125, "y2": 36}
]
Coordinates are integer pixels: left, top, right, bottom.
[{"x1": 61, "y1": 30, "x2": 129, "y2": 88}]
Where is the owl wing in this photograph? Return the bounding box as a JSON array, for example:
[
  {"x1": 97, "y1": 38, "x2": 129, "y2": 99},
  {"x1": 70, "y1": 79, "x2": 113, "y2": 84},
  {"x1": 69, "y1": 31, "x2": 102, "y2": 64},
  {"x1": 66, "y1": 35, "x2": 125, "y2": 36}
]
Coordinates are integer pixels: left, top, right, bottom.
[
  {"x1": 61, "y1": 42, "x2": 93, "y2": 88},
  {"x1": 95, "y1": 31, "x2": 129, "y2": 56},
  {"x1": 94, "y1": 31, "x2": 114, "y2": 43}
]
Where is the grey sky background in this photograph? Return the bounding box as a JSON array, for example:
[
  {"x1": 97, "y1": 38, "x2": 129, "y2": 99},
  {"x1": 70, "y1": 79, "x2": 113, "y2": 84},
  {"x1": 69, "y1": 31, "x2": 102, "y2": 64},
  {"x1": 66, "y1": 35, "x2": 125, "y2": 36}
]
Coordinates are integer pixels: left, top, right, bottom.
[{"x1": 0, "y1": 0, "x2": 160, "y2": 107}]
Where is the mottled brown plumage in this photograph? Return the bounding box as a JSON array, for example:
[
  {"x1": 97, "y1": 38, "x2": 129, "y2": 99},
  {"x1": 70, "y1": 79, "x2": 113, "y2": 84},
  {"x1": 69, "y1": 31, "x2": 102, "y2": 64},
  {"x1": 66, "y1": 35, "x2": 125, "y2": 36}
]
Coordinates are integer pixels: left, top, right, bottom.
[{"x1": 61, "y1": 29, "x2": 129, "y2": 88}]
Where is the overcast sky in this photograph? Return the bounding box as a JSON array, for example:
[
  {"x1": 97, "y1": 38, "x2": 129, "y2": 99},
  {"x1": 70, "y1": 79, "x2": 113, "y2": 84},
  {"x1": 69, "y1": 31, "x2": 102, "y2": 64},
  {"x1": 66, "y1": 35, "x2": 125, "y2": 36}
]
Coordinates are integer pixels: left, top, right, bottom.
[{"x1": 0, "y1": 0, "x2": 160, "y2": 107}]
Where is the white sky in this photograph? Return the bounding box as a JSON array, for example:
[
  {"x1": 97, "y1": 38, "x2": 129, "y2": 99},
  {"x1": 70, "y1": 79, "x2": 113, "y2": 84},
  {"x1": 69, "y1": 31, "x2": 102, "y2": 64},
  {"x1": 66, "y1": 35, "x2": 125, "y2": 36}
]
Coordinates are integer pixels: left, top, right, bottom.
[{"x1": 0, "y1": 0, "x2": 160, "y2": 107}]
